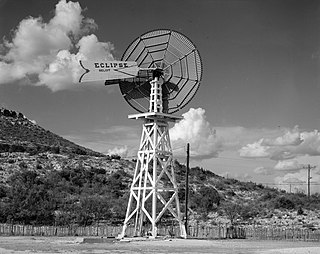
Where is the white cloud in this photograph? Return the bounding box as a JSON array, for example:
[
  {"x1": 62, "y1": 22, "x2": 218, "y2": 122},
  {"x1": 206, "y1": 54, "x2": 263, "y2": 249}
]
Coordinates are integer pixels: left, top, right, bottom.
[
  {"x1": 274, "y1": 160, "x2": 304, "y2": 172},
  {"x1": 239, "y1": 139, "x2": 270, "y2": 158},
  {"x1": 254, "y1": 166, "x2": 273, "y2": 175},
  {"x1": 107, "y1": 146, "x2": 128, "y2": 157},
  {"x1": 37, "y1": 49, "x2": 79, "y2": 91},
  {"x1": 49, "y1": 0, "x2": 83, "y2": 34},
  {"x1": 77, "y1": 34, "x2": 114, "y2": 61},
  {"x1": 240, "y1": 126, "x2": 320, "y2": 188},
  {"x1": 0, "y1": 0, "x2": 114, "y2": 91},
  {"x1": 274, "y1": 169, "x2": 320, "y2": 194},
  {"x1": 240, "y1": 126, "x2": 320, "y2": 160},
  {"x1": 169, "y1": 108, "x2": 223, "y2": 160},
  {"x1": 294, "y1": 130, "x2": 320, "y2": 156},
  {"x1": 262, "y1": 126, "x2": 302, "y2": 146}
]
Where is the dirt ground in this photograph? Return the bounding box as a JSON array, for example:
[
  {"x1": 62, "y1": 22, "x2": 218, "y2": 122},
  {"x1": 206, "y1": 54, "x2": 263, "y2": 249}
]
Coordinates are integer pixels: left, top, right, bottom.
[{"x1": 0, "y1": 237, "x2": 319, "y2": 254}]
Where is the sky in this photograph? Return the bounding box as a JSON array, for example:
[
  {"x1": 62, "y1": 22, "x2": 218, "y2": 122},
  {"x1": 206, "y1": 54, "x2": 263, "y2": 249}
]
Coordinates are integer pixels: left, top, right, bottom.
[{"x1": 1, "y1": 0, "x2": 320, "y2": 193}]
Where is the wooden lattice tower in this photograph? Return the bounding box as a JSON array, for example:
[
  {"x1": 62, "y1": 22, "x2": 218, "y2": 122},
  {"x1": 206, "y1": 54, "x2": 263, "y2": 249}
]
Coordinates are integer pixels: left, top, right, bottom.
[{"x1": 119, "y1": 77, "x2": 186, "y2": 238}]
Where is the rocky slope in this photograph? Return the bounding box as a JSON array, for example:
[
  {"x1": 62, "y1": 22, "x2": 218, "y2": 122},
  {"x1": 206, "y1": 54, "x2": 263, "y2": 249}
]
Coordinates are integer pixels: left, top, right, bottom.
[
  {"x1": 0, "y1": 107, "x2": 319, "y2": 229},
  {"x1": 0, "y1": 108, "x2": 103, "y2": 157}
]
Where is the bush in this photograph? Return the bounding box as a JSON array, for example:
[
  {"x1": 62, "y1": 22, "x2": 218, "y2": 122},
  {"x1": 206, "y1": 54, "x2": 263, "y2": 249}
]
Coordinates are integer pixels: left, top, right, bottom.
[
  {"x1": 239, "y1": 203, "x2": 260, "y2": 220},
  {"x1": 214, "y1": 181, "x2": 226, "y2": 190},
  {"x1": 189, "y1": 185, "x2": 221, "y2": 214},
  {"x1": 0, "y1": 143, "x2": 10, "y2": 152},
  {"x1": 221, "y1": 201, "x2": 241, "y2": 225},
  {"x1": 111, "y1": 154, "x2": 121, "y2": 160},
  {"x1": 274, "y1": 196, "x2": 295, "y2": 210},
  {"x1": 259, "y1": 191, "x2": 277, "y2": 202},
  {"x1": 297, "y1": 206, "x2": 304, "y2": 215}
]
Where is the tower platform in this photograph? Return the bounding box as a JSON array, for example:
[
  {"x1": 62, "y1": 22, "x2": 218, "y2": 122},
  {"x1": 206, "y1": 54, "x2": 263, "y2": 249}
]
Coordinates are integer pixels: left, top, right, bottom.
[{"x1": 128, "y1": 112, "x2": 182, "y2": 122}]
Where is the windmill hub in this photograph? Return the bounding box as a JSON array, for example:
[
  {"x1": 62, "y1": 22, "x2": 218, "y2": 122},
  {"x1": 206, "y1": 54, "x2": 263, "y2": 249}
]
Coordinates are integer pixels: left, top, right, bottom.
[{"x1": 152, "y1": 68, "x2": 163, "y2": 79}]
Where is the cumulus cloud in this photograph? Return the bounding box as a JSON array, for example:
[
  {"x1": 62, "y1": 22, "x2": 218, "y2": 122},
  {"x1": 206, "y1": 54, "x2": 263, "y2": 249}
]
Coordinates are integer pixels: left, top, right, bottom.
[
  {"x1": 107, "y1": 146, "x2": 128, "y2": 157},
  {"x1": 240, "y1": 126, "x2": 320, "y2": 160},
  {"x1": 262, "y1": 126, "x2": 302, "y2": 146},
  {"x1": 240, "y1": 126, "x2": 320, "y2": 186},
  {"x1": 294, "y1": 130, "x2": 320, "y2": 156},
  {"x1": 254, "y1": 167, "x2": 273, "y2": 175},
  {"x1": 239, "y1": 139, "x2": 270, "y2": 158},
  {"x1": 169, "y1": 108, "x2": 223, "y2": 160},
  {"x1": 274, "y1": 160, "x2": 304, "y2": 171},
  {"x1": 274, "y1": 170, "x2": 320, "y2": 194},
  {"x1": 0, "y1": 0, "x2": 114, "y2": 91}
]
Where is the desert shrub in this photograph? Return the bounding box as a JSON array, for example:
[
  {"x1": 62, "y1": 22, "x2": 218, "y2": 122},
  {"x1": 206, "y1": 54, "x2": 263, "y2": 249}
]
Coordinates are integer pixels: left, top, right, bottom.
[
  {"x1": 191, "y1": 185, "x2": 221, "y2": 214},
  {"x1": 259, "y1": 191, "x2": 277, "y2": 202},
  {"x1": 226, "y1": 190, "x2": 236, "y2": 196},
  {"x1": 0, "y1": 185, "x2": 6, "y2": 198},
  {"x1": 223, "y1": 178, "x2": 239, "y2": 185},
  {"x1": 50, "y1": 146, "x2": 60, "y2": 154},
  {"x1": 26, "y1": 145, "x2": 39, "y2": 155},
  {"x1": 273, "y1": 196, "x2": 295, "y2": 209},
  {"x1": 239, "y1": 181, "x2": 256, "y2": 191},
  {"x1": 74, "y1": 148, "x2": 87, "y2": 155},
  {"x1": 256, "y1": 183, "x2": 265, "y2": 189},
  {"x1": 90, "y1": 167, "x2": 106, "y2": 175},
  {"x1": 0, "y1": 165, "x2": 131, "y2": 225},
  {"x1": 110, "y1": 154, "x2": 121, "y2": 160},
  {"x1": 220, "y1": 201, "x2": 241, "y2": 225},
  {"x1": 239, "y1": 203, "x2": 260, "y2": 220},
  {"x1": 0, "y1": 143, "x2": 10, "y2": 152},
  {"x1": 214, "y1": 181, "x2": 226, "y2": 190},
  {"x1": 2, "y1": 109, "x2": 11, "y2": 117},
  {"x1": 19, "y1": 162, "x2": 27, "y2": 169},
  {"x1": 307, "y1": 193, "x2": 320, "y2": 210},
  {"x1": 297, "y1": 206, "x2": 304, "y2": 215},
  {"x1": 9, "y1": 144, "x2": 26, "y2": 153}
]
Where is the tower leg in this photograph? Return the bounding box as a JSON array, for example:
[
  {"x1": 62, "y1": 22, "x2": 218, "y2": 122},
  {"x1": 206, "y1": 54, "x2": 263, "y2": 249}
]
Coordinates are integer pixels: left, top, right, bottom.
[{"x1": 120, "y1": 119, "x2": 186, "y2": 239}]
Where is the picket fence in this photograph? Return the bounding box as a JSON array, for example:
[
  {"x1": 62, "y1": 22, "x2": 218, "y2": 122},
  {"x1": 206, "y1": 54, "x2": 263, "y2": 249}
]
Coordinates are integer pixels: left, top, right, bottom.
[
  {"x1": 0, "y1": 223, "x2": 240, "y2": 239},
  {"x1": 0, "y1": 223, "x2": 319, "y2": 241},
  {"x1": 246, "y1": 226, "x2": 320, "y2": 241}
]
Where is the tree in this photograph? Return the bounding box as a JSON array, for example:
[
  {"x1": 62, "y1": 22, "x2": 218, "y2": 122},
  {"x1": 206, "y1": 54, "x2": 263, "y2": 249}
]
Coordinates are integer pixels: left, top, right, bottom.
[
  {"x1": 191, "y1": 185, "x2": 221, "y2": 214},
  {"x1": 221, "y1": 201, "x2": 241, "y2": 225},
  {"x1": 273, "y1": 196, "x2": 295, "y2": 210},
  {"x1": 4, "y1": 170, "x2": 56, "y2": 224}
]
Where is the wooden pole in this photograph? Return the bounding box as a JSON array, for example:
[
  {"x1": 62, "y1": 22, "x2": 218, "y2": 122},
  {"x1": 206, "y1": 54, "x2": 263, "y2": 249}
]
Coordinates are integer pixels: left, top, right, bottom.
[
  {"x1": 307, "y1": 164, "x2": 311, "y2": 199},
  {"x1": 185, "y1": 143, "x2": 190, "y2": 237}
]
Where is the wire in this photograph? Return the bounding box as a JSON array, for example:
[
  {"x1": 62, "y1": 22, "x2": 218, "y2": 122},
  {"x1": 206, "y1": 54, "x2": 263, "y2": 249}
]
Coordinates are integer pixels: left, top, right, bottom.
[
  {"x1": 260, "y1": 183, "x2": 320, "y2": 186},
  {"x1": 172, "y1": 145, "x2": 186, "y2": 151},
  {"x1": 215, "y1": 156, "x2": 268, "y2": 162}
]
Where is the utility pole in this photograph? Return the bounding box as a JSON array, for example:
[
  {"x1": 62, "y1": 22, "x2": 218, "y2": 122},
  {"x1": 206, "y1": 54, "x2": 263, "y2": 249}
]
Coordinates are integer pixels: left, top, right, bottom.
[
  {"x1": 308, "y1": 164, "x2": 311, "y2": 199},
  {"x1": 185, "y1": 143, "x2": 190, "y2": 237},
  {"x1": 304, "y1": 164, "x2": 316, "y2": 199}
]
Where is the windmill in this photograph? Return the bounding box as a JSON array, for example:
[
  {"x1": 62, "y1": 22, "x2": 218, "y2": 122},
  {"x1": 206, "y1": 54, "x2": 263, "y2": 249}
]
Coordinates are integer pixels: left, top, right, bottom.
[{"x1": 79, "y1": 29, "x2": 203, "y2": 238}]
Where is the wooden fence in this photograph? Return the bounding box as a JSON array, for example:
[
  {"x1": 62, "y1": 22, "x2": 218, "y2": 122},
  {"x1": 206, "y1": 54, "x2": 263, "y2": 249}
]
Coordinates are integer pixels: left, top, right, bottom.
[
  {"x1": 0, "y1": 223, "x2": 238, "y2": 238},
  {"x1": 0, "y1": 224, "x2": 122, "y2": 237},
  {"x1": 0, "y1": 223, "x2": 319, "y2": 241},
  {"x1": 245, "y1": 226, "x2": 320, "y2": 241}
]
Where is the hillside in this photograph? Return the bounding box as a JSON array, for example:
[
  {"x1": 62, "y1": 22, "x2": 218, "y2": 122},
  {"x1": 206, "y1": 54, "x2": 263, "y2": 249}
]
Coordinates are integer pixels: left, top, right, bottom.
[
  {"x1": 174, "y1": 164, "x2": 320, "y2": 230},
  {"x1": 0, "y1": 108, "x2": 104, "y2": 157},
  {"x1": 0, "y1": 107, "x2": 319, "y2": 229}
]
